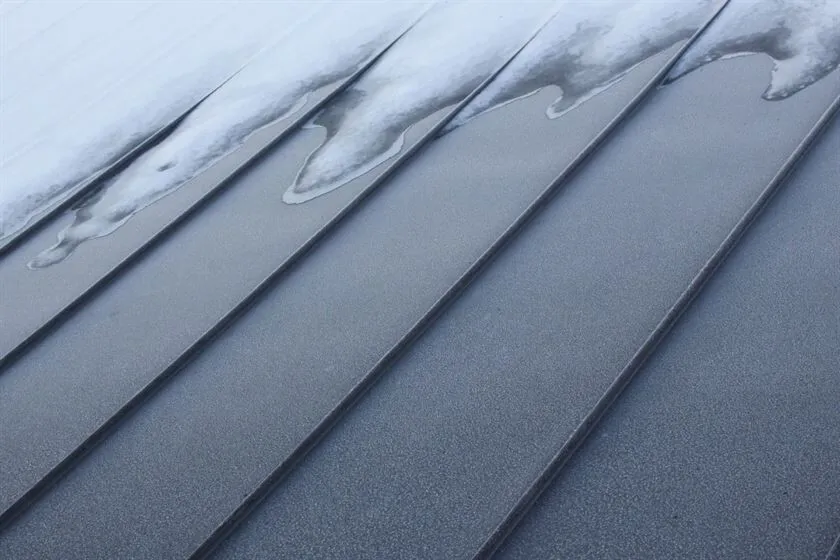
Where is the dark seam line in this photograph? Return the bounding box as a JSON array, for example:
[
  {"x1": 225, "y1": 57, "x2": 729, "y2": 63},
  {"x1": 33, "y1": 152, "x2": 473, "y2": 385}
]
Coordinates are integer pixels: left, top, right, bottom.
[
  {"x1": 0, "y1": 5, "x2": 317, "y2": 257},
  {"x1": 0, "y1": 0, "x2": 245, "y2": 238},
  {"x1": 0, "y1": 5, "x2": 549, "y2": 533},
  {"x1": 0, "y1": 83, "x2": 203, "y2": 257},
  {"x1": 185, "y1": 4, "x2": 733, "y2": 558},
  {"x1": 0, "y1": 11, "x2": 420, "y2": 375},
  {"x1": 827, "y1": 532, "x2": 840, "y2": 560},
  {"x1": 0, "y1": 14, "x2": 430, "y2": 531},
  {"x1": 471, "y1": 99, "x2": 840, "y2": 560}
]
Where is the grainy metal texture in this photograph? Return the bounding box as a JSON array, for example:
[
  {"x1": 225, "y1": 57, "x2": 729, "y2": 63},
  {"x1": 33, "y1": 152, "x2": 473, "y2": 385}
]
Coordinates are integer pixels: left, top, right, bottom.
[
  {"x1": 495, "y1": 106, "x2": 840, "y2": 560},
  {"x1": 3, "y1": 2, "x2": 839, "y2": 559},
  {"x1": 205, "y1": 59, "x2": 839, "y2": 560},
  {"x1": 0, "y1": 15, "x2": 419, "y2": 372},
  {"x1": 193, "y1": 5, "x2": 733, "y2": 558},
  {"x1": 0, "y1": 25, "x2": 677, "y2": 560},
  {"x1": 0, "y1": 17, "x2": 421, "y2": 530},
  {"x1": 476, "y1": 92, "x2": 840, "y2": 560},
  {"x1": 827, "y1": 533, "x2": 840, "y2": 560},
  {"x1": 0, "y1": 6, "x2": 558, "y2": 537}
]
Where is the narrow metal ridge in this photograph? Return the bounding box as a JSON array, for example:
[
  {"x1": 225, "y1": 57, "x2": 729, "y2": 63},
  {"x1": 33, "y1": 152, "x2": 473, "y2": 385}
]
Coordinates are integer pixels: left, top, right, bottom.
[
  {"x1": 0, "y1": 5, "x2": 320, "y2": 257},
  {"x1": 827, "y1": 532, "x2": 840, "y2": 560},
  {"x1": 186, "y1": 4, "x2": 734, "y2": 558},
  {"x1": 0, "y1": 5, "x2": 546, "y2": 533},
  {"x1": 0, "y1": 89, "x2": 197, "y2": 258},
  {"x1": 0, "y1": 11, "x2": 421, "y2": 374},
  {"x1": 0, "y1": 14, "x2": 428, "y2": 530},
  {"x1": 470, "y1": 97, "x2": 840, "y2": 560}
]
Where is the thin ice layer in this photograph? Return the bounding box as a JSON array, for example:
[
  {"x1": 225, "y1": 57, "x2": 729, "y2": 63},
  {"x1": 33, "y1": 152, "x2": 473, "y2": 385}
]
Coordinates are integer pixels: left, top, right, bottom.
[
  {"x1": 446, "y1": 0, "x2": 718, "y2": 131},
  {"x1": 0, "y1": 2, "x2": 312, "y2": 241},
  {"x1": 282, "y1": 0, "x2": 559, "y2": 203},
  {"x1": 450, "y1": 0, "x2": 840, "y2": 131},
  {"x1": 667, "y1": 0, "x2": 840, "y2": 99},
  {"x1": 27, "y1": 2, "x2": 429, "y2": 268}
]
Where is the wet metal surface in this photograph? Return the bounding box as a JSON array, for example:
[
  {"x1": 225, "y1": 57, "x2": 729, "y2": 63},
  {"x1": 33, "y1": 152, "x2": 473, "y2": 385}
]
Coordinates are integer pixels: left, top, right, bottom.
[
  {"x1": 2, "y1": 3, "x2": 840, "y2": 558},
  {"x1": 0, "y1": 104, "x2": 443, "y2": 512},
  {"x1": 496, "y1": 113, "x2": 840, "y2": 560},
  {"x1": 24, "y1": 2, "x2": 428, "y2": 266},
  {"x1": 0, "y1": 86, "x2": 335, "y2": 358},
  {"x1": 205, "y1": 59, "x2": 838, "y2": 560},
  {"x1": 0, "y1": 46, "x2": 672, "y2": 560}
]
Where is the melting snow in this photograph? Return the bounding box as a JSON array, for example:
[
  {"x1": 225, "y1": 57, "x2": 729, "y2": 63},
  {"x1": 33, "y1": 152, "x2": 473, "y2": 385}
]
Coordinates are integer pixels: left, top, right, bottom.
[
  {"x1": 27, "y1": 2, "x2": 430, "y2": 268},
  {"x1": 0, "y1": 0, "x2": 837, "y2": 267}
]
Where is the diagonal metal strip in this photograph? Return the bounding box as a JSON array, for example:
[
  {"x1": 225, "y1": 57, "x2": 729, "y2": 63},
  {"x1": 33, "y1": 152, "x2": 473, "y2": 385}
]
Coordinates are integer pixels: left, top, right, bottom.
[
  {"x1": 827, "y1": 532, "x2": 840, "y2": 560},
  {"x1": 0, "y1": 8, "x2": 436, "y2": 530},
  {"x1": 0, "y1": 6, "x2": 431, "y2": 374},
  {"x1": 471, "y1": 95, "x2": 840, "y2": 559},
  {"x1": 185, "y1": 3, "x2": 734, "y2": 558},
  {"x1": 0, "y1": 5, "x2": 324, "y2": 257},
  {"x1": 0, "y1": 2, "x2": 554, "y2": 533}
]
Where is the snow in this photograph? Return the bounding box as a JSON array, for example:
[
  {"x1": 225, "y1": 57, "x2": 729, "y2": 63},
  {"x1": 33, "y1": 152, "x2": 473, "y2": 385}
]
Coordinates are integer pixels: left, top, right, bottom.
[
  {"x1": 1, "y1": 1, "x2": 315, "y2": 239},
  {"x1": 667, "y1": 0, "x2": 840, "y2": 100},
  {"x1": 1, "y1": 0, "x2": 838, "y2": 264},
  {"x1": 27, "y1": 1, "x2": 431, "y2": 267},
  {"x1": 284, "y1": 0, "x2": 559, "y2": 203}
]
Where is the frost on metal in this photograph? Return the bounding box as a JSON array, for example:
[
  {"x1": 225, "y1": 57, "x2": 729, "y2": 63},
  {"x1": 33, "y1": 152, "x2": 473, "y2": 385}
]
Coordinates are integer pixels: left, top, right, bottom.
[
  {"x1": 1, "y1": 0, "x2": 837, "y2": 268},
  {"x1": 27, "y1": 3, "x2": 426, "y2": 268},
  {"x1": 1, "y1": 1, "x2": 311, "y2": 243},
  {"x1": 667, "y1": 0, "x2": 840, "y2": 100}
]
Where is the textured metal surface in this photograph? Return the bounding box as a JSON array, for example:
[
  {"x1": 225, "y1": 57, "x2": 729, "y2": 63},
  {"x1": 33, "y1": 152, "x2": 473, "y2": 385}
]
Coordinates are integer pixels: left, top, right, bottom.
[
  {"x1": 205, "y1": 60, "x2": 838, "y2": 559},
  {"x1": 0, "y1": 27, "x2": 415, "y2": 363},
  {"x1": 2, "y1": 3, "x2": 839, "y2": 559},
  {"x1": 0, "y1": 27, "x2": 668, "y2": 560},
  {"x1": 473, "y1": 92, "x2": 840, "y2": 560},
  {"x1": 496, "y1": 111, "x2": 840, "y2": 560},
  {"x1": 0, "y1": 7, "x2": 581, "y2": 526},
  {"x1": 827, "y1": 533, "x2": 840, "y2": 560},
  {"x1": 0, "y1": 87, "x2": 333, "y2": 359}
]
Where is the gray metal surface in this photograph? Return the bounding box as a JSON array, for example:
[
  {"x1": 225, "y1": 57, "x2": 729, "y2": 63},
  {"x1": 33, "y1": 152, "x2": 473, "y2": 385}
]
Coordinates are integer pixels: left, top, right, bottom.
[
  {"x1": 202, "y1": 59, "x2": 838, "y2": 559},
  {"x1": 0, "y1": 83, "x2": 336, "y2": 358},
  {"x1": 496, "y1": 111, "x2": 840, "y2": 560},
  {"x1": 827, "y1": 534, "x2": 840, "y2": 560},
  {"x1": 0, "y1": 42, "x2": 669, "y2": 560},
  {"x1": 3, "y1": 4, "x2": 840, "y2": 558},
  {"x1": 0, "y1": 106, "x2": 439, "y2": 512},
  {"x1": 469, "y1": 93, "x2": 840, "y2": 560}
]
